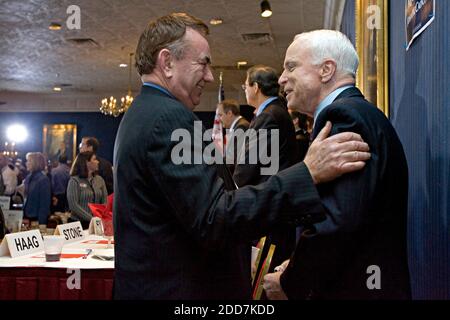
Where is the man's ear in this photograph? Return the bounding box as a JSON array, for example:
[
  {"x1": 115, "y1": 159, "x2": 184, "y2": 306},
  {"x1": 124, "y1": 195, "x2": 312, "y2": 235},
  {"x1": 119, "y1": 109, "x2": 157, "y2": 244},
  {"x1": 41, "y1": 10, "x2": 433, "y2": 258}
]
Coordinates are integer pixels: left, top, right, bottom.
[
  {"x1": 253, "y1": 82, "x2": 260, "y2": 95},
  {"x1": 157, "y1": 49, "x2": 173, "y2": 78},
  {"x1": 320, "y1": 59, "x2": 337, "y2": 83}
]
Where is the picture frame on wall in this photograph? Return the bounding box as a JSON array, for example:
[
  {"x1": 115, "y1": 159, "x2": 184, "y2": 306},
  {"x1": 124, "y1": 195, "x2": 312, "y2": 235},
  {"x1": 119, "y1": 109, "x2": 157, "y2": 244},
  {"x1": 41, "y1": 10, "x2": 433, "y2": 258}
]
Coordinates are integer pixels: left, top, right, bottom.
[
  {"x1": 355, "y1": 0, "x2": 389, "y2": 116},
  {"x1": 43, "y1": 124, "x2": 77, "y2": 165}
]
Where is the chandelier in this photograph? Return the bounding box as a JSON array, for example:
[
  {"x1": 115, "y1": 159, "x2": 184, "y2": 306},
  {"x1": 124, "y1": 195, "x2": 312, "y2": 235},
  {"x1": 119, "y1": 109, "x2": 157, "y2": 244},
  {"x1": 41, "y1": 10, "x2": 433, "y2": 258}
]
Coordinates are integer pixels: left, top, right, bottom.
[{"x1": 100, "y1": 53, "x2": 134, "y2": 117}]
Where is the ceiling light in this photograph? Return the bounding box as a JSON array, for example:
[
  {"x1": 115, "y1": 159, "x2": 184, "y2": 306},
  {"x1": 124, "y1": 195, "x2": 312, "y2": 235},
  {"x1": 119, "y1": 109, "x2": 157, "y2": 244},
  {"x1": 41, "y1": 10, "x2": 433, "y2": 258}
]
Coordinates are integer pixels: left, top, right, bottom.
[
  {"x1": 260, "y1": 0, "x2": 272, "y2": 18},
  {"x1": 119, "y1": 63, "x2": 128, "y2": 68},
  {"x1": 53, "y1": 87, "x2": 62, "y2": 92},
  {"x1": 49, "y1": 22, "x2": 62, "y2": 30},
  {"x1": 210, "y1": 18, "x2": 223, "y2": 25},
  {"x1": 100, "y1": 53, "x2": 134, "y2": 117}
]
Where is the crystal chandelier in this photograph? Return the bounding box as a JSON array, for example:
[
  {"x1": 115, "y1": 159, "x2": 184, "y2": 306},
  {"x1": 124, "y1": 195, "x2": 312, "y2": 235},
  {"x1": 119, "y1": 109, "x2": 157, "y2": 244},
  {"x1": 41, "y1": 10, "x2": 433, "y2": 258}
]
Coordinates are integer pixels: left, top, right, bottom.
[{"x1": 100, "y1": 53, "x2": 134, "y2": 117}]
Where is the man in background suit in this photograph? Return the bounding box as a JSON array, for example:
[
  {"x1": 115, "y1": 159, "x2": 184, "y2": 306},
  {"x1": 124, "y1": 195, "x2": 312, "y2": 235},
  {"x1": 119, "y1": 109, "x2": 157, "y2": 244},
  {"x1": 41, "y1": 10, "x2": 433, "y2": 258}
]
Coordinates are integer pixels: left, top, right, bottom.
[
  {"x1": 218, "y1": 99, "x2": 249, "y2": 175},
  {"x1": 233, "y1": 65, "x2": 299, "y2": 268},
  {"x1": 233, "y1": 65, "x2": 299, "y2": 187},
  {"x1": 263, "y1": 30, "x2": 411, "y2": 300},
  {"x1": 113, "y1": 14, "x2": 371, "y2": 300},
  {"x1": 79, "y1": 137, "x2": 114, "y2": 195}
]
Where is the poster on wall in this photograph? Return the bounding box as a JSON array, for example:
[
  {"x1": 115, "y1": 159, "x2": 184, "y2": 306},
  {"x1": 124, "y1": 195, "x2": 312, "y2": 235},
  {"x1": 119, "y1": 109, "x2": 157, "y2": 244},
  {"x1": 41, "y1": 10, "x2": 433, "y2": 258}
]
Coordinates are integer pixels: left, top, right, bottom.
[{"x1": 405, "y1": 0, "x2": 435, "y2": 50}]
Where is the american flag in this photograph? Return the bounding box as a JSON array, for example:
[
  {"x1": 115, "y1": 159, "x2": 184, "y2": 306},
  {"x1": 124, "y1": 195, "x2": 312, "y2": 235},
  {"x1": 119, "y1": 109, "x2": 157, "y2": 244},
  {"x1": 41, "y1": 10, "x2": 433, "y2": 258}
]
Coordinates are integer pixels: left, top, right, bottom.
[{"x1": 212, "y1": 72, "x2": 225, "y2": 155}]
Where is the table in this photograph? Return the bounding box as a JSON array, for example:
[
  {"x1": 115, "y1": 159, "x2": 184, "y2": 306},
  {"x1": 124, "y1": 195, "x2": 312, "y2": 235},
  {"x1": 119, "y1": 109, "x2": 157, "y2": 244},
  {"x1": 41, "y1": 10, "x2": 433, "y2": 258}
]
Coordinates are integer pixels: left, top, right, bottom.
[{"x1": 0, "y1": 234, "x2": 114, "y2": 300}]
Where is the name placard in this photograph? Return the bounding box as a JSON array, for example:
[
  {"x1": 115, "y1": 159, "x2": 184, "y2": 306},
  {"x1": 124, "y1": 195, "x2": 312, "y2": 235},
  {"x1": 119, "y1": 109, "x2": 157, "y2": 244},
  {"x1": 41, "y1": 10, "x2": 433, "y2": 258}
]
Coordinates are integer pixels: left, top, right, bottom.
[
  {"x1": 0, "y1": 196, "x2": 11, "y2": 210},
  {"x1": 0, "y1": 230, "x2": 44, "y2": 258},
  {"x1": 54, "y1": 221, "x2": 85, "y2": 244},
  {"x1": 88, "y1": 217, "x2": 104, "y2": 236}
]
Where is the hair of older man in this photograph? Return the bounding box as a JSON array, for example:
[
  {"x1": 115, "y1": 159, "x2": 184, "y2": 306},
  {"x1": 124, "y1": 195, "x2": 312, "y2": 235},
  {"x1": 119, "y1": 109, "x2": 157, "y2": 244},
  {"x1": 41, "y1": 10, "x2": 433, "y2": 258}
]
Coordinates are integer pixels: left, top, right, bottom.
[
  {"x1": 26, "y1": 152, "x2": 46, "y2": 173},
  {"x1": 220, "y1": 99, "x2": 240, "y2": 116},
  {"x1": 246, "y1": 65, "x2": 280, "y2": 97},
  {"x1": 294, "y1": 30, "x2": 359, "y2": 78},
  {"x1": 135, "y1": 13, "x2": 209, "y2": 76}
]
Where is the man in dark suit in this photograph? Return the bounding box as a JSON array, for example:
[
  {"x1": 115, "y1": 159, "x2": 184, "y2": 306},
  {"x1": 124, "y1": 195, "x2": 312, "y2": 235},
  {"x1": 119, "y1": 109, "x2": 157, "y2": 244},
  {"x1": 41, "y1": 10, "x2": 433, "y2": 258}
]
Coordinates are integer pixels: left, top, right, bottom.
[
  {"x1": 113, "y1": 14, "x2": 371, "y2": 300},
  {"x1": 233, "y1": 65, "x2": 299, "y2": 268},
  {"x1": 218, "y1": 99, "x2": 249, "y2": 175},
  {"x1": 263, "y1": 30, "x2": 411, "y2": 300}
]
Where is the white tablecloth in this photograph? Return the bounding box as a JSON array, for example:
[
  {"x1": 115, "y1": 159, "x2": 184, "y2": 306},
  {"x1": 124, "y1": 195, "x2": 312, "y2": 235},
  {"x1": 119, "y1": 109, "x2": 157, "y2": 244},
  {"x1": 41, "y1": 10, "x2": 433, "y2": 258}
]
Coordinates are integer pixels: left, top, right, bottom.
[{"x1": 0, "y1": 233, "x2": 114, "y2": 269}]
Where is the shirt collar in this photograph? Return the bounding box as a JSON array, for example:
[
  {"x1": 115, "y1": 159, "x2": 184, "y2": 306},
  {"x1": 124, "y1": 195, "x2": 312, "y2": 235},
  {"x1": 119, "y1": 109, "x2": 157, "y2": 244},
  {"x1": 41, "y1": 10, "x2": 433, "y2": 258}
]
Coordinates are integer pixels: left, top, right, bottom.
[
  {"x1": 229, "y1": 116, "x2": 242, "y2": 132},
  {"x1": 143, "y1": 82, "x2": 176, "y2": 99},
  {"x1": 255, "y1": 96, "x2": 278, "y2": 117},
  {"x1": 313, "y1": 85, "x2": 354, "y2": 124}
]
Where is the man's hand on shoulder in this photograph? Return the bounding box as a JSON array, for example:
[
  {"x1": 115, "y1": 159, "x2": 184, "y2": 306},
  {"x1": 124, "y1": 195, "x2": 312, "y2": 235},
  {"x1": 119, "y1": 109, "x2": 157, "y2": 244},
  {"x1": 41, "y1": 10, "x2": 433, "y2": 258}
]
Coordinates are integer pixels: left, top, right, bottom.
[{"x1": 304, "y1": 121, "x2": 371, "y2": 184}]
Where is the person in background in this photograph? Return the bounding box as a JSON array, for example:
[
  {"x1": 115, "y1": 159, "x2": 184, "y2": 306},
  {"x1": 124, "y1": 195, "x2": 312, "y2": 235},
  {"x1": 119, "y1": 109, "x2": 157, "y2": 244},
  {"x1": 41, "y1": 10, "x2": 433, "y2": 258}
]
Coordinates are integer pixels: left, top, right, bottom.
[
  {"x1": 218, "y1": 99, "x2": 249, "y2": 175},
  {"x1": 79, "y1": 137, "x2": 114, "y2": 195},
  {"x1": 289, "y1": 109, "x2": 311, "y2": 162},
  {"x1": 67, "y1": 151, "x2": 107, "y2": 229},
  {"x1": 234, "y1": 65, "x2": 299, "y2": 269},
  {"x1": 51, "y1": 155, "x2": 71, "y2": 212},
  {"x1": 0, "y1": 154, "x2": 18, "y2": 197},
  {"x1": 23, "y1": 152, "x2": 51, "y2": 228},
  {"x1": 14, "y1": 159, "x2": 27, "y2": 185}
]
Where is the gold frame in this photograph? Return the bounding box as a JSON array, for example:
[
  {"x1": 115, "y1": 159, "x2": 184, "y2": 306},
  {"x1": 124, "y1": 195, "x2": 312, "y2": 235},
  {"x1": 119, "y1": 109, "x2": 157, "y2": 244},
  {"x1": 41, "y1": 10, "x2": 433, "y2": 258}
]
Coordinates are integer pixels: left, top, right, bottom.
[
  {"x1": 43, "y1": 124, "x2": 77, "y2": 164},
  {"x1": 355, "y1": 0, "x2": 389, "y2": 116}
]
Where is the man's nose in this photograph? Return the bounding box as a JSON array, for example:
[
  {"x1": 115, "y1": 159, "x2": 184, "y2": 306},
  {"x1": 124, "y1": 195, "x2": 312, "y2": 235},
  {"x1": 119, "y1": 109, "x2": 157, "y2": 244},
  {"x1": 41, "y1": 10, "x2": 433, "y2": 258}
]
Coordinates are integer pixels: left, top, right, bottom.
[
  {"x1": 278, "y1": 71, "x2": 287, "y2": 86},
  {"x1": 204, "y1": 66, "x2": 214, "y2": 83}
]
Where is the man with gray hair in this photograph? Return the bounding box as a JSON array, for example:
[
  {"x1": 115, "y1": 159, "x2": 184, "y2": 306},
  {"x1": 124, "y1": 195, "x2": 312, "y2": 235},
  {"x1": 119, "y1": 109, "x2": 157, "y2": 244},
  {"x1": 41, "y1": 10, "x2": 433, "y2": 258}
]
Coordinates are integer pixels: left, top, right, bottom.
[{"x1": 263, "y1": 30, "x2": 410, "y2": 300}]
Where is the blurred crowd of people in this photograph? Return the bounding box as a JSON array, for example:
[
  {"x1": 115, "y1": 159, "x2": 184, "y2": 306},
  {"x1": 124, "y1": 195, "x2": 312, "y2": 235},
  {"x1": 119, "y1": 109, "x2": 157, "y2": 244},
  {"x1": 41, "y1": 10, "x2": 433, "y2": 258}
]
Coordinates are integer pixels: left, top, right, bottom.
[{"x1": 0, "y1": 136, "x2": 113, "y2": 231}]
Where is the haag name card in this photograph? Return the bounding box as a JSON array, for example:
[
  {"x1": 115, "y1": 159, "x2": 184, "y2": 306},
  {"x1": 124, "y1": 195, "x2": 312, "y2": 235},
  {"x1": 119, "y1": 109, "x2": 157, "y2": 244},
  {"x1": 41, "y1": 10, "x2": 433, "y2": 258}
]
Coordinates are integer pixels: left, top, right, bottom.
[
  {"x1": 0, "y1": 230, "x2": 44, "y2": 258},
  {"x1": 54, "y1": 221, "x2": 85, "y2": 244}
]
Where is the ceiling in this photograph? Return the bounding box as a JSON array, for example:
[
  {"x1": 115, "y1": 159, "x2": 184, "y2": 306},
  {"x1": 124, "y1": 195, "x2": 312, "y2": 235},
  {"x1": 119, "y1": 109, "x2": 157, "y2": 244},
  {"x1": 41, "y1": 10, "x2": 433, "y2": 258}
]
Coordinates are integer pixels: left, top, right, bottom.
[{"x1": 0, "y1": 0, "x2": 327, "y2": 109}]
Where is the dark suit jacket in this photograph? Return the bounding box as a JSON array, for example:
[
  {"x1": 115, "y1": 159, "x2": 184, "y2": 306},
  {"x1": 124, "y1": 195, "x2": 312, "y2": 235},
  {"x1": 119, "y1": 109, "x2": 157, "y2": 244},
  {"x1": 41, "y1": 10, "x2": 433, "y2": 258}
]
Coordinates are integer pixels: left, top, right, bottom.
[
  {"x1": 113, "y1": 85, "x2": 326, "y2": 299},
  {"x1": 225, "y1": 117, "x2": 250, "y2": 176},
  {"x1": 233, "y1": 97, "x2": 299, "y2": 268},
  {"x1": 280, "y1": 87, "x2": 411, "y2": 300},
  {"x1": 233, "y1": 98, "x2": 299, "y2": 186},
  {"x1": 97, "y1": 157, "x2": 113, "y2": 195}
]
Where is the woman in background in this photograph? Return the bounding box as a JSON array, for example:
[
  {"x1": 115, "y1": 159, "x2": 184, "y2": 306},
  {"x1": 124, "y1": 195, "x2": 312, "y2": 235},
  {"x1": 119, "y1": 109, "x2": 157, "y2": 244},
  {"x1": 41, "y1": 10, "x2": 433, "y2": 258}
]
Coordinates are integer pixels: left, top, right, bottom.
[
  {"x1": 23, "y1": 152, "x2": 51, "y2": 228},
  {"x1": 67, "y1": 151, "x2": 107, "y2": 229}
]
